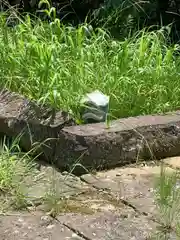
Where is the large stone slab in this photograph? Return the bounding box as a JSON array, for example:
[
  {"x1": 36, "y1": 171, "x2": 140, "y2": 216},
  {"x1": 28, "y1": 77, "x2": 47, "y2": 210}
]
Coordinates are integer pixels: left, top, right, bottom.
[
  {"x1": 0, "y1": 88, "x2": 75, "y2": 162},
  {"x1": 55, "y1": 112, "x2": 180, "y2": 171},
  {"x1": 1, "y1": 89, "x2": 180, "y2": 172},
  {"x1": 163, "y1": 156, "x2": 180, "y2": 169},
  {"x1": 6, "y1": 163, "x2": 92, "y2": 209},
  {"x1": 57, "y1": 209, "x2": 158, "y2": 240},
  {"x1": 0, "y1": 212, "x2": 84, "y2": 240},
  {"x1": 81, "y1": 165, "x2": 176, "y2": 217}
]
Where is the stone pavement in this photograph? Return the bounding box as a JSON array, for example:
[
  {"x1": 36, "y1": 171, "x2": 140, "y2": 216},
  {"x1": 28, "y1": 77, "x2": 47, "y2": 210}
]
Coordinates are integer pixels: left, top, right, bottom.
[{"x1": 0, "y1": 157, "x2": 180, "y2": 240}]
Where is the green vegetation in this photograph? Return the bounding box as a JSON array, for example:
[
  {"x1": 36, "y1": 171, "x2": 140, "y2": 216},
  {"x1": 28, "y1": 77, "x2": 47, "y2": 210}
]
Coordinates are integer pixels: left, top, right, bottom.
[
  {"x1": 152, "y1": 165, "x2": 180, "y2": 239},
  {"x1": 1, "y1": 3, "x2": 180, "y2": 239},
  {"x1": 0, "y1": 135, "x2": 81, "y2": 214},
  {"x1": 0, "y1": 136, "x2": 37, "y2": 211},
  {"x1": 0, "y1": 9, "x2": 180, "y2": 121}
]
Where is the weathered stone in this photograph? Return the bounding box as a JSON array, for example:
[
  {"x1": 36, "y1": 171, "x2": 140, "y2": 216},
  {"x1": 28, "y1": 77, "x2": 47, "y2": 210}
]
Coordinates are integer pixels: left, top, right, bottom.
[
  {"x1": 1, "y1": 210, "x2": 177, "y2": 240},
  {"x1": 0, "y1": 161, "x2": 179, "y2": 239},
  {"x1": 81, "y1": 166, "x2": 176, "y2": 217},
  {"x1": 0, "y1": 88, "x2": 75, "y2": 163},
  {"x1": 20, "y1": 164, "x2": 91, "y2": 205},
  {"x1": 1, "y1": 89, "x2": 180, "y2": 172},
  {"x1": 163, "y1": 156, "x2": 180, "y2": 169},
  {"x1": 57, "y1": 210, "x2": 158, "y2": 240},
  {"x1": 55, "y1": 112, "x2": 180, "y2": 171},
  {"x1": 0, "y1": 212, "x2": 84, "y2": 240}
]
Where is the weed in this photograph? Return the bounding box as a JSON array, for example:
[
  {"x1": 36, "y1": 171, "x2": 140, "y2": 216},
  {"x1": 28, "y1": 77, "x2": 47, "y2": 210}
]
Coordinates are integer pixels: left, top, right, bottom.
[
  {"x1": 152, "y1": 164, "x2": 180, "y2": 239},
  {"x1": 0, "y1": 135, "x2": 37, "y2": 211}
]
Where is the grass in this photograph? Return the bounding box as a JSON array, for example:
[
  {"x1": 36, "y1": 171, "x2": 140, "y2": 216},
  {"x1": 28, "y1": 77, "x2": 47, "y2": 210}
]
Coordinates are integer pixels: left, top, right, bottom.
[
  {"x1": 0, "y1": 10, "x2": 180, "y2": 121},
  {"x1": 152, "y1": 164, "x2": 180, "y2": 239},
  {"x1": 0, "y1": 134, "x2": 90, "y2": 214},
  {"x1": 0, "y1": 135, "x2": 180, "y2": 239},
  {"x1": 0, "y1": 135, "x2": 37, "y2": 211}
]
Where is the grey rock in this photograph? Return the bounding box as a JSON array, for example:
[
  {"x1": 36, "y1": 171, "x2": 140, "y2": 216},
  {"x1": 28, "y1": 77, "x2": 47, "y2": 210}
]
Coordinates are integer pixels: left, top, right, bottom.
[
  {"x1": 0, "y1": 213, "x2": 84, "y2": 240},
  {"x1": 0, "y1": 88, "x2": 75, "y2": 163},
  {"x1": 57, "y1": 210, "x2": 158, "y2": 240},
  {"x1": 23, "y1": 165, "x2": 90, "y2": 204},
  {"x1": 55, "y1": 112, "x2": 180, "y2": 172},
  {"x1": 1, "y1": 89, "x2": 180, "y2": 173}
]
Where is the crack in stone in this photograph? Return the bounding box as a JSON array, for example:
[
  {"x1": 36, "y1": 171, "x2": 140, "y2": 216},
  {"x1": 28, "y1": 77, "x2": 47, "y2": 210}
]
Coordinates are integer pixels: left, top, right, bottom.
[
  {"x1": 80, "y1": 176, "x2": 164, "y2": 225},
  {"x1": 53, "y1": 216, "x2": 92, "y2": 240}
]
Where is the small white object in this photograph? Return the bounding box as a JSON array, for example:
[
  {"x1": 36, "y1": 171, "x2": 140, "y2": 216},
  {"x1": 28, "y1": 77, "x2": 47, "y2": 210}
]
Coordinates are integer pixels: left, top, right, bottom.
[
  {"x1": 81, "y1": 90, "x2": 109, "y2": 107},
  {"x1": 80, "y1": 90, "x2": 109, "y2": 123}
]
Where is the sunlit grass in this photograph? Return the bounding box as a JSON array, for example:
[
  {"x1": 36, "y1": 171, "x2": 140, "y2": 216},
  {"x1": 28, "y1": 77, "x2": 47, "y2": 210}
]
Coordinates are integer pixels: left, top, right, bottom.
[
  {"x1": 0, "y1": 12, "x2": 180, "y2": 120},
  {"x1": 152, "y1": 165, "x2": 180, "y2": 239}
]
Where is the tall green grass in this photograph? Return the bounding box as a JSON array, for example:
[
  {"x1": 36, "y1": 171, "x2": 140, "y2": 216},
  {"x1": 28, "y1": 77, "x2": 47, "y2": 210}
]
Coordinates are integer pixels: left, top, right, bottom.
[
  {"x1": 0, "y1": 12, "x2": 180, "y2": 120},
  {"x1": 153, "y1": 165, "x2": 180, "y2": 239}
]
